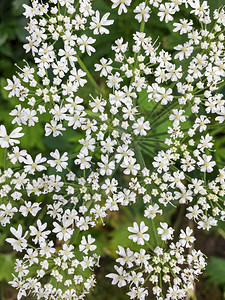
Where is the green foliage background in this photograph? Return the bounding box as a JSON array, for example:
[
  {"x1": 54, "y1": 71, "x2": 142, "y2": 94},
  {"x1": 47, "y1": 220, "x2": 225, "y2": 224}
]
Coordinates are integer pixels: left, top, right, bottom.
[{"x1": 0, "y1": 0, "x2": 225, "y2": 299}]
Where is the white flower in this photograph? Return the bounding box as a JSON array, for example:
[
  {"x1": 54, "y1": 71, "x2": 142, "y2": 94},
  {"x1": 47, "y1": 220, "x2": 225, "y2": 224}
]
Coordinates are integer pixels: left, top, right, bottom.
[
  {"x1": 157, "y1": 222, "x2": 174, "y2": 241},
  {"x1": 24, "y1": 153, "x2": 47, "y2": 174},
  {"x1": 173, "y1": 19, "x2": 193, "y2": 34},
  {"x1": 95, "y1": 58, "x2": 113, "y2": 77},
  {"x1": 111, "y1": 0, "x2": 132, "y2": 15},
  {"x1": 58, "y1": 45, "x2": 77, "y2": 66},
  {"x1": 53, "y1": 219, "x2": 73, "y2": 241},
  {"x1": 39, "y1": 241, "x2": 56, "y2": 258},
  {"x1": 197, "y1": 154, "x2": 216, "y2": 173},
  {"x1": 59, "y1": 244, "x2": 74, "y2": 261},
  {"x1": 186, "y1": 205, "x2": 203, "y2": 220},
  {"x1": 0, "y1": 125, "x2": 24, "y2": 148},
  {"x1": 106, "y1": 266, "x2": 127, "y2": 287},
  {"x1": 29, "y1": 220, "x2": 51, "y2": 244},
  {"x1": 79, "y1": 234, "x2": 97, "y2": 254},
  {"x1": 45, "y1": 120, "x2": 66, "y2": 137},
  {"x1": 197, "y1": 215, "x2": 217, "y2": 230},
  {"x1": 158, "y1": 3, "x2": 175, "y2": 23},
  {"x1": 128, "y1": 221, "x2": 150, "y2": 245},
  {"x1": 9, "y1": 276, "x2": 28, "y2": 300},
  {"x1": 144, "y1": 204, "x2": 162, "y2": 219},
  {"x1": 52, "y1": 58, "x2": 69, "y2": 78},
  {"x1": 169, "y1": 109, "x2": 186, "y2": 127},
  {"x1": 6, "y1": 224, "x2": 27, "y2": 252},
  {"x1": 134, "y1": 2, "x2": 151, "y2": 23},
  {"x1": 107, "y1": 72, "x2": 123, "y2": 89},
  {"x1": 189, "y1": 0, "x2": 209, "y2": 18},
  {"x1": 179, "y1": 226, "x2": 196, "y2": 248},
  {"x1": 98, "y1": 154, "x2": 115, "y2": 176},
  {"x1": 8, "y1": 146, "x2": 27, "y2": 164},
  {"x1": 112, "y1": 38, "x2": 128, "y2": 53},
  {"x1": 77, "y1": 34, "x2": 96, "y2": 56},
  {"x1": 47, "y1": 149, "x2": 68, "y2": 172},
  {"x1": 89, "y1": 96, "x2": 107, "y2": 113},
  {"x1": 115, "y1": 144, "x2": 134, "y2": 162},
  {"x1": 69, "y1": 68, "x2": 87, "y2": 87},
  {"x1": 74, "y1": 153, "x2": 92, "y2": 169},
  {"x1": 19, "y1": 201, "x2": 41, "y2": 217},
  {"x1": 132, "y1": 117, "x2": 150, "y2": 136},
  {"x1": 121, "y1": 157, "x2": 140, "y2": 176},
  {"x1": 79, "y1": 135, "x2": 96, "y2": 155},
  {"x1": 4, "y1": 75, "x2": 21, "y2": 97},
  {"x1": 90, "y1": 11, "x2": 114, "y2": 35},
  {"x1": 174, "y1": 42, "x2": 194, "y2": 60},
  {"x1": 116, "y1": 246, "x2": 135, "y2": 268}
]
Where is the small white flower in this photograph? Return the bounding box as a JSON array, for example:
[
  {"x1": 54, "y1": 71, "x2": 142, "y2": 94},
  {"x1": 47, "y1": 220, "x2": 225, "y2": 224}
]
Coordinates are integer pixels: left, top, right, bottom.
[
  {"x1": 47, "y1": 149, "x2": 68, "y2": 172},
  {"x1": 74, "y1": 153, "x2": 92, "y2": 170},
  {"x1": 197, "y1": 154, "x2": 216, "y2": 173},
  {"x1": 132, "y1": 117, "x2": 150, "y2": 136},
  {"x1": 90, "y1": 11, "x2": 114, "y2": 35},
  {"x1": 157, "y1": 222, "x2": 174, "y2": 241},
  {"x1": 134, "y1": 2, "x2": 151, "y2": 23},
  {"x1": 79, "y1": 234, "x2": 97, "y2": 254},
  {"x1": 106, "y1": 265, "x2": 127, "y2": 287},
  {"x1": 128, "y1": 221, "x2": 150, "y2": 245},
  {"x1": 77, "y1": 34, "x2": 96, "y2": 56},
  {"x1": 179, "y1": 226, "x2": 196, "y2": 248},
  {"x1": 0, "y1": 125, "x2": 24, "y2": 148},
  {"x1": 53, "y1": 219, "x2": 73, "y2": 241},
  {"x1": 6, "y1": 224, "x2": 27, "y2": 252},
  {"x1": 111, "y1": 0, "x2": 132, "y2": 15}
]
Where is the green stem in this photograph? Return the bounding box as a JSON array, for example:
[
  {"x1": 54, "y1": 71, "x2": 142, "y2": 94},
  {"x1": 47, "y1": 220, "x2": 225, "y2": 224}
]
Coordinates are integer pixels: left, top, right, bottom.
[
  {"x1": 150, "y1": 101, "x2": 179, "y2": 127},
  {"x1": 150, "y1": 218, "x2": 160, "y2": 247},
  {"x1": 133, "y1": 143, "x2": 161, "y2": 248},
  {"x1": 130, "y1": 0, "x2": 148, "y2": 89},
  {"x1": 134, "y1": 142, "x2": 145, "y2": 169},
  {"x1": 70, "y1": 227, "x2": 80, "y2": 244},
  {"x1": 4, "y1": 149, "x2": 7, "y2": 170},
  {"x1": 138, "y1": 138, "x2": 165, "y2": 143},
  {"x1": 76, "y1": 54, "x2": 102, "y2": 95},
  {"x1": 70, "y1": 200, "x2": 93, "y2": 244}
]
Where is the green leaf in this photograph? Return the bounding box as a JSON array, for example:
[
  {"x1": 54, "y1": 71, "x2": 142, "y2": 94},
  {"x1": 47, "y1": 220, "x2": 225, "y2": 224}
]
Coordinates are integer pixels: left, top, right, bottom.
[
  {"x1": 15, "y1": 27, "x2": 27, "y2": 43},
  {"x1": 20, "y1": 124, "x2": 45, "y2": 151},
  {"x1": 0, "y1": 31, "x2": 7, "y2": 46},
  {"x1": 206, "y1": 257, "x2": 225, "y2": 285},
  {"x1": 0, "y1": 78, "x2": 10, "y2": 100},
  {"x1": 0, "y1": 43, "x2": 13, "y2": 57},
  {"x1": 0, "y1": 254, "x2": 15, "y2": 281},
  {"x1": 12, "y1": 0, "x2": 29, "y2": 15}
]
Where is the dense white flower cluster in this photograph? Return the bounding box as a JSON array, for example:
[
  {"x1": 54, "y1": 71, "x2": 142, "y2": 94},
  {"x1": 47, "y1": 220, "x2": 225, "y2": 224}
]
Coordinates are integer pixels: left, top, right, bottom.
[
  {"x1": 1, "y1": 0, "x2": 225, "y2": 299},
  {"x1": 107, "y1": 223, "x2": 205, "y2": 300}
]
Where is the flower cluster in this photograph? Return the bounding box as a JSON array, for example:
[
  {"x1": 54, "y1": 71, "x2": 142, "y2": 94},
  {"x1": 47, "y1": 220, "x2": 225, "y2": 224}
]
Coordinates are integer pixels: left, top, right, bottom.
[
  {"x1": 1, "y1": 0, "x2": 225, "y2": 299},
  {"x1": 107, "y1": 223, "x2": 206, "y2": 300}
]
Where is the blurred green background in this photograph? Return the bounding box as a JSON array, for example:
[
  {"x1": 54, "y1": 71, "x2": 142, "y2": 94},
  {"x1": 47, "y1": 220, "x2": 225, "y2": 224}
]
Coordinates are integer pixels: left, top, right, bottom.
[{"x1": 1, "y1": 0, "x2": 225, "y2": 299}]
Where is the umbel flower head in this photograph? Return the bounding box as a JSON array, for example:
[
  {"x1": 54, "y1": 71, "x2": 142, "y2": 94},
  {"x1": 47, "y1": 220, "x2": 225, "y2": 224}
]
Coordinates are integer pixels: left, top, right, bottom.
[
  {"x1": 107, "y1": 225, "x2": 205, "y2": 300},
  {"x1": 1, "y1": 0, "x2": 225, "y2": 299}
]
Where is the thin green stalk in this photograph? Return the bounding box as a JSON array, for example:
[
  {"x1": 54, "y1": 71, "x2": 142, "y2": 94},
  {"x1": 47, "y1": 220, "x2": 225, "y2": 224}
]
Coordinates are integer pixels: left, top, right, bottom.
[
  {"x1": 4, "y1": 148, "x2": 7, "y2": 170},
  {"x1": 134, "y1": 143, "x2": 161, "y2": 248},
  {"x1": 76, "y1": 54, "x2": 102, "y2": 95},
  {"x1": 150, "y1": 101, "x2": 179, "y2": 127},
  {"x1": 150, "y1": 218, "x2": 160, "y2": 247},
  {"x1": 134, "y1": 142, "x2": 145, "y2": 169},
  {"x1": 70, "y1": 200, "x2": 93, "y2": 244},
  {"x1": 130, "y1": 0, "x2": 148, "y2": 88},
  {"x1": 146, "y1": 101, "x2": 161, "y2": 120},
  {"x1": 138, "y1": 142, "x2": 156, "y2": 158},
  {"x1": 70, "y1": 227, "x2": 80, "y2": 244},
  {"x1": 138, "y1": 138, "x2": 165, "y2": 143}
]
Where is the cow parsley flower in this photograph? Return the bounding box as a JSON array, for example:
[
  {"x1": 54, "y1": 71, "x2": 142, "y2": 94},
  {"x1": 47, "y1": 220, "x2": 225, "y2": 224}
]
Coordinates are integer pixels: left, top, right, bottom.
[{"x1": 128, "y1": 221, "x2": 150, "y2": 245}]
